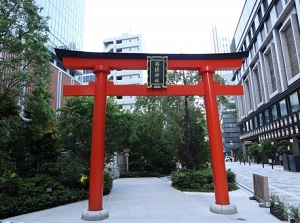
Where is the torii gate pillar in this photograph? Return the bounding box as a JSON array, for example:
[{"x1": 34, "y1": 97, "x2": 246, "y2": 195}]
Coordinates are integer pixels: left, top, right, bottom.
[
  {"x1": 200, "y1": 66, "x2": 237, "y2": 214},
  {"x1": 81, "y1": 65, "x2": 109, "y2": 220}
]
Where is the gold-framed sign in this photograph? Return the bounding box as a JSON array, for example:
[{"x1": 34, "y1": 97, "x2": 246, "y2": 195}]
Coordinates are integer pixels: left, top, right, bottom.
[{"x1": 147, "y1": 56, "x2": 168, "y2": 88}]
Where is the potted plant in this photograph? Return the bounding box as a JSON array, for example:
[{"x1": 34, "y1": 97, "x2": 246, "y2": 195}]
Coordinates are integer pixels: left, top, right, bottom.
[
  {"x1": 269, "y1": 194, "x2": 288, "y2": 221},
  {"x1": 289, "y1": 204, "x2": 300, "y2": 223}
]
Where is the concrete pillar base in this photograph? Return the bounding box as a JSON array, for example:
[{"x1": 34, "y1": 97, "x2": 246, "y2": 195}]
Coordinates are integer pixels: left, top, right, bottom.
[
  {"x1": 81, "y1": 209, "x2": 109, "y2": 221},
  {"x1": 209, "y1": 203, "x2": 237, "y2": 214}
]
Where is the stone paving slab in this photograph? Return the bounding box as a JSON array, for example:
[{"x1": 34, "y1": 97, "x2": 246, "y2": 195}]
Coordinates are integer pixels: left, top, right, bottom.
[
  {"x1": 2, "y1": 177, "x2": 284, "y2": 223},
  {"x1": 226, "y1": 162, "x2": 300, "y2": 207}
]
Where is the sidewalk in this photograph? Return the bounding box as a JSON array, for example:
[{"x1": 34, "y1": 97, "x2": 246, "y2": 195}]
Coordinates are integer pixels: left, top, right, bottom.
[
  {"x1": 226, "y1": 161, "x2": 300, "y2": 207},
  {"x1": 3, "y1": 177, "x2": 283, "y2": 223}
]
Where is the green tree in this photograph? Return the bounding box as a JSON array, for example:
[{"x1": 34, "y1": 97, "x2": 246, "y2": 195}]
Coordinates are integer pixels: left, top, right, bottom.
[
  {"x1": 105, "y1": 97, "x2": 133, "y2": 162},
  {"x1": 261, "y1": 140, "x2": 277, "y2": 168},
  {"x1": 129, "y1": 111, "x2": 176, "y2": 174},
  {"x1": 247, "y1": 143, "x2": 261, "y2": 163},
  {"x1": 261, "y1": 140, "x2": 275, "y2": 160},
  {"x1": 57, "y1": 96, "x2": 132, "y2": 185},
  {"x1": 57, "y1": 96, "x2": 94, "y2": 167},
  {"x1": 0, "y1": 0, "x2": 50, "y2": 106},
  {"x1": 134, "y1": 70, "x2": 210, "y2": 171},
  {"x1": 277, "y1": 140, "x2": 292, "y2": 155},
  {"x1": 0, "y1": 0, "x2": 55, "y2": 176},
  {"x1": 17, "y1": 87, "x2": 59, "y2": 177}
]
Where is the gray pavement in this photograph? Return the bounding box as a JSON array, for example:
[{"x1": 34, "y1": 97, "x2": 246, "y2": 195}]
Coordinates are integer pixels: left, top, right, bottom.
[
  {"x1": 2, "y1": 173, "x2": 286, "y2": 223},
  {"x1": 226, "y1": 161, "x2": 300, "y2": 207}
]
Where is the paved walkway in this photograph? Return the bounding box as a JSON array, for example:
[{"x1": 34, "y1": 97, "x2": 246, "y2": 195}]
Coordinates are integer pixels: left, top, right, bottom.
[
  {"x1": 3, "y1": 176, "x2": 284, "y2": 223},
  {"x1": 226, "y1": 161, "x2": 300, "y2": 206}
]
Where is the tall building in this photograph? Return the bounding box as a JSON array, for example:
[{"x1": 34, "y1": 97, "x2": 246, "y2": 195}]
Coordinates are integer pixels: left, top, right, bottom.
[
  {"x1": 78, "y1": 33, "x2": 144, "y2": 111},
  {"x1": 105, "y1": 33, "x2": 144, "y2": 111},
  {"x1": 35, "y1": 0, "x2": 85, "y2": 51},
  {"x1": 211, "y1": 24, "x2": 242, "y2": 157},
  {"x1": 211, "y1": 24, "x2": 232, "y2": 54},
  {"x1": 232, "y1": 0, "x2": 300, "y2": 157},
  {"x1": 34, "y1": 0, "x2": 85, "y2": 110},
  {"x1": 211, "y1": 24, "x2": 235, "y2": 82}
]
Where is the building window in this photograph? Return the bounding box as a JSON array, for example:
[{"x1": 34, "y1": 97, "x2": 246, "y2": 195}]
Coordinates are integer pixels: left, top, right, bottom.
[
  {"x1": 239, "y1": 97, "x2": 245, "y2": 117},
  {"x1": 279, "y1": 99, "x2": 288, "y2": 117},
  {"x1": 263, "y1": 0, "x2": 269, "y2": 12},
  {"x1": 285, "y1": 25, "x2": 299, "y2": 77},
  {"x1": 254, "y1": 38, "x2": 258, "y2": 52},
  {"x1": 116, "y1": 76, "x2": 122, "y2": 80},
  {"x1": 266, "y1": 16, "x2": 272, "y2": 33},
  {"x1": 266, "y1": 51, "x2": 277, "y2": 93},
  {"x1": 248, "y1": 30, "x2": 252, "y2": 43},
  {"x1": 245, "y1": 78, "x2": 252, "y2": 110},
  {"x1": 289, "y1": 92, "x2": 300, "y2": 113},
  {"x1": 259, "y1": 113, "x2": 264, "y2": 126},
  {"x1": 251, "y1": 23, "x2": 256, "y2": 36},
  {"x1": 249, "y1": 119, "x2": 253, "y2": 130},
  {"x1": 264, "y1": 109, "x2": 270, "y2": 124},
  {"x1": 250, "y1": 46, "x2": 254, "y2": 58},
  {"x1": 254, "y1": 116, "x2": 258, "y2": 129},
  {"x1": 257, "y1": 8, "x2": 262, "y2": 23},
  {"x1": 116, "y1": 96, "x2": 122, "y2": 99},
  {"x1": 261, "y1": 26, "x2": 266, "y2": 41},
  {"x1": 271, "y1": 104, "x2": 278, "y2": 121},
  {"x1": 275, "y1": 0, "x2": 283, "y2": 16},
  {"x1": 246, "y1": 121, "x2": 249, "y2": 132},
  {"x1": 253, "y1": 66, "x2": 263, "y2": 103}
]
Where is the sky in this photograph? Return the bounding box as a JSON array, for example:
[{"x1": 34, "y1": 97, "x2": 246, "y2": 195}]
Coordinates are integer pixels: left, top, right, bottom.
[{"x1": 83, "y1": 0, "x2": 245, "y2": 54}]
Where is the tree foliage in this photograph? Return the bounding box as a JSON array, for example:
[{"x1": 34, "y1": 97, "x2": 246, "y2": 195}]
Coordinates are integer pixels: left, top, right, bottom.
[
  {"x1": 105, "y1": 97, "x2": 133, "y2": 161},
  {"x1": 0, "y1": 0, "x2": 51, "y2": 106},
  {"x1": 57, "y1": 96, "x2": 133, "y2": 184},
  {"x1": 247, "y1": 143, "x2": 261, "y2": 163},
  {"x1": 261, "y1": 140, "x2": 275, "y2": 161},
  {"x1": 0, "y1": 0, "x2": 56, "y2": 177},
  {"x1": 133, "y1": 70, "x2": 210, "y2": 171},
  {"x1": 129, "y1": 112, "x2": 176, "y2": 174}
]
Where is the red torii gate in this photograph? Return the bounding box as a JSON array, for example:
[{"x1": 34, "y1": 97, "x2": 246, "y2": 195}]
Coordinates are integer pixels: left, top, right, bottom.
[{"x1": 55, "y1": 49, "x2": 248, "y2": 221}]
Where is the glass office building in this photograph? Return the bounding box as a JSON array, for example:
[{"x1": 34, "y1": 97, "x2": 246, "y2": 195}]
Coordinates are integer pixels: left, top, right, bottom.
[
  {"x1": 34, "y1": 0, "x2": 85, "y2": 51},
  {"x1": 32, "y1": 0, "x2": 85, "y2": 110}
]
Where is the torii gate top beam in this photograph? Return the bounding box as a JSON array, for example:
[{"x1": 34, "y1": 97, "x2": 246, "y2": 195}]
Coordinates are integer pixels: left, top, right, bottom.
[{"x1": 55, "y1": 49, "x2": 248, "y2": 71}]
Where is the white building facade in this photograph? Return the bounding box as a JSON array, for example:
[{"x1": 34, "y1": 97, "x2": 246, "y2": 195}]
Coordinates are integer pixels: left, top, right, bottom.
[
  {"x1": 78, "y1": 33, "x2": 144, "y2": 111},
  {"x1": 232, "y1": 0, "x2": 300, "y2": 155}
]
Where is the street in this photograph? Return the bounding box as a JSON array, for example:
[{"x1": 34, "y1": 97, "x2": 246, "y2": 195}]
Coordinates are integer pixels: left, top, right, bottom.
[{"x1": 226, "y1": 161, "x2": 300, "y2": 206}]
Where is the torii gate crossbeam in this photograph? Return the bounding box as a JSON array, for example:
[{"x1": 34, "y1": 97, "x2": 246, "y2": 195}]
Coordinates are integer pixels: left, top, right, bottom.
[{"x1": 55, "y1": 49, "x2": 248, "y2": 221}]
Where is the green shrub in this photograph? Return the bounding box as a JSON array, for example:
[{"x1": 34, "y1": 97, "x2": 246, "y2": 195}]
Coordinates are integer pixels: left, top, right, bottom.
[
  {"x1": 103, "y1": 172, "x2": 113, "y2": 195},
  {"x1": 0, "y1": 174, "x2": 87, "y2": 219},
  {"x1": 226, "y1": 168, "x2": 238, "y2": 191},
  {"x1": 171, "y1": 168, "x2": 238, "y2": 192}
]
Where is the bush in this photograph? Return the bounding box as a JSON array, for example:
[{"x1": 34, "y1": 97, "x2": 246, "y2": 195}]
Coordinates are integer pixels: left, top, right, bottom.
[
  {"x1": 226, "y1": 168, "x2": 238, "y2": 191},
  {"x1": 103, "y1": 171, "x2": 113, "y2": 195},
  {"x1": 0, "y1": 174, "x2": 88, "y2": 219},
  {"x1": 269, "y1": 194, "x2": 288, "y2": 221},
  {"x1": 171, "y1": 168, "x2": 238, "y2": 192}
]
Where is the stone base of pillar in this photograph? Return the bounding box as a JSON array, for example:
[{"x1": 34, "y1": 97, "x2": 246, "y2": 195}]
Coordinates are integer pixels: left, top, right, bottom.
[
  {"x1": 81, "y1": 209, "x2": 109, "y2": 221},
  {"x1": 209, "y1": 203, "x2": 237, "y2": 214}
]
